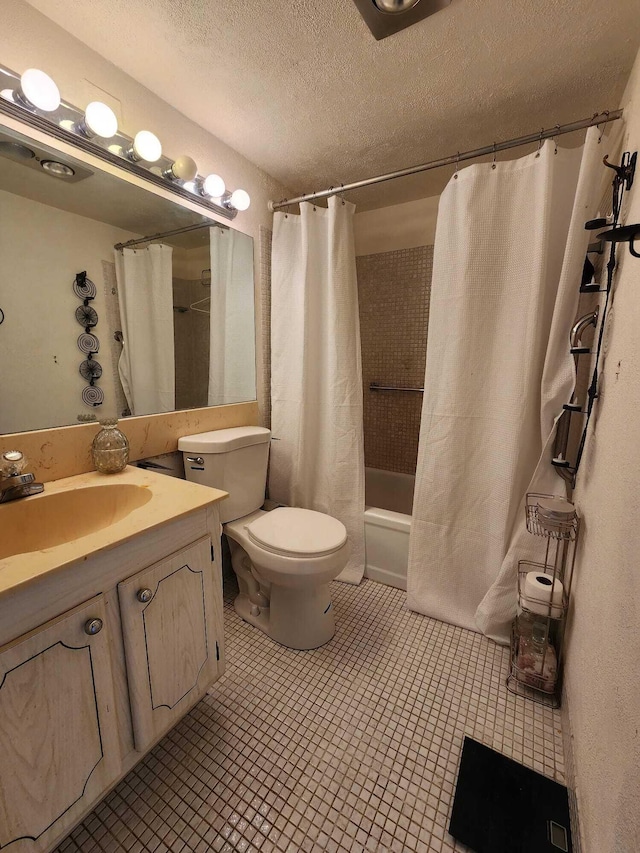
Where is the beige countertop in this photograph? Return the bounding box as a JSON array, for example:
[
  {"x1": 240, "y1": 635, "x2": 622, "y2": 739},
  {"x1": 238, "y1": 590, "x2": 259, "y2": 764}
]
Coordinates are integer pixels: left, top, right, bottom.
[{"x1": 0, "y1": 466, "x2": 227, "y2": 598}]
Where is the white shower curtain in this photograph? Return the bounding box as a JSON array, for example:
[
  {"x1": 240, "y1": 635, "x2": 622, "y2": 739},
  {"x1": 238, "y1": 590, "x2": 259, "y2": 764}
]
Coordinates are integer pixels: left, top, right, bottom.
[
  {"x1": 408, "y1": 128, "x2": 603, "y2": 639},
  {"x1": 208, "y1": 227, "x2": 256, "y2": 405},
  {"x1": 115, "y1": 243, "x2": 175, "y2": 416},
  {"x1": 270, "y1": 196, "x2": 366, "y2": 584}
]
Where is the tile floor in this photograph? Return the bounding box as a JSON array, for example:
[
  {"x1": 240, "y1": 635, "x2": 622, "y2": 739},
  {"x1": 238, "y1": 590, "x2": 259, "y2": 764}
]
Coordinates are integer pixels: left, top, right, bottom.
[{"x1": 57, "y1": 578, "x2": 565, "y2": 853}]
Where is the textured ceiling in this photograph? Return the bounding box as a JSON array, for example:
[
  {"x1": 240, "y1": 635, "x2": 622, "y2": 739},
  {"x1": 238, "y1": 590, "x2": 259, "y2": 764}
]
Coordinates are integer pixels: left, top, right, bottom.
[{"x1": 24, "y1": 0, "x2": 640, "y2": 209}]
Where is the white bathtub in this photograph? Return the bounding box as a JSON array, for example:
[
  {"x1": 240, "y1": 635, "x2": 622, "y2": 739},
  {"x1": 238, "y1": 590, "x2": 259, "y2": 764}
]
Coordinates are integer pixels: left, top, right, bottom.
[{"x1": 364, "y1": 467, "x2": 414, "y2": 590}]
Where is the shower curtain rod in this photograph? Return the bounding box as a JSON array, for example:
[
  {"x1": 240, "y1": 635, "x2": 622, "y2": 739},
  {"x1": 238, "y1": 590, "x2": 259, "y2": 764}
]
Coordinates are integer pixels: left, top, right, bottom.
[
  {"x1": 268, "y1": 110, "x2": 622, "y2": 211},
  {"x1": 114, "y1": 219, "x2": 227, "y2": 250}
]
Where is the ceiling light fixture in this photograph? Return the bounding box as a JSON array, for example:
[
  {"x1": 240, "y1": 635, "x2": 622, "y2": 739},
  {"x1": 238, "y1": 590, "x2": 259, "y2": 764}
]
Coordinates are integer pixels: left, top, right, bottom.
[
  {"x1": 374, "y1": 0, "x2": 421, "y2": 12},
  {"x1": 78, "y1": 101, "x2": 119, "y2": 139},
  {"x1": 353, "y1": 0, "x2": 450, "y2": 40},
  {"x1": 0, "y1": 62, "x2": 242, "y2": 220},
  {"x1": 16, "y1": 68, "x2": 61, "y2": 112},
  {"x1": 127, "y1": 130, "x2": 162, "y2": 163},
  {"x1": 200, "y1": 173, "x2": 226, "y2": 198},
  {"x1": 41, "y1": 159, "x2": 75, "y2": 178},
  {"x1": 163, "y1": 154, "x2": 198, "y2": 182}
]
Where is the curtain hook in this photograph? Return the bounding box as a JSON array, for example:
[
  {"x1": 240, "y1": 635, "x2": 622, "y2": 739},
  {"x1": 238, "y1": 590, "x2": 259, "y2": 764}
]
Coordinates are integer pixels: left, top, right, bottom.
[
  {"x1": 312, "y1": 192, "x2": 317, "y2": 212},
  {"x1": 553, "y1": 125, "x2": 560, "y2": 154},
  {"x1": 491, "y1": 143, "x2": 497, "y2": 170},
  {"x1": 535, "y1": 128, "x2": 544, "y2": 158},
  {"x1": 453, "y1": 152, "x2": 460, "y2": 179},
  {"x1": 340, "y1": 183, "x2": 346, "y2": 205}
]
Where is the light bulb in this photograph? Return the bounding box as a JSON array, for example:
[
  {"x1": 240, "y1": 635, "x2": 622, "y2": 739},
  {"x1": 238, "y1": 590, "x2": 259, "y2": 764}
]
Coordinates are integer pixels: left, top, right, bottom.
[
  {"x1": 164, "y1": 154, "x2": 198, "y2": 182},
  {"x1": 128, "y1": 130, "x2": 162, "y2": 163},
  {"x1": 202, "y1": 174, "x2": 226, "y2": 198},
  {"x1": 230, "y1": 189, "x2": 251, "y2": 211},
  {"x1": 18, "y1": 68, "x2": 60, "y2": 112},
  {"x1": 83, "y1": 101, "x2": 118, "y2": 138}
]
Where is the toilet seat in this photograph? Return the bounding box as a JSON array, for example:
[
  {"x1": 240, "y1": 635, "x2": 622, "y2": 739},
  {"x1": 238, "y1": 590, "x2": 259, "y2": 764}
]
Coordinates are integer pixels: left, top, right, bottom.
[{"x1": 246, "y1": 507, "x2": 347, "y2": 558}]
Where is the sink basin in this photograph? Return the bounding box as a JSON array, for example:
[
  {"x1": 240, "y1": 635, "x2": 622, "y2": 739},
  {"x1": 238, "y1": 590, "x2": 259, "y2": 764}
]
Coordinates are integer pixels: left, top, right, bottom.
[{"x1": 0, "y1": 483, "x2": 152, "y2": 559}]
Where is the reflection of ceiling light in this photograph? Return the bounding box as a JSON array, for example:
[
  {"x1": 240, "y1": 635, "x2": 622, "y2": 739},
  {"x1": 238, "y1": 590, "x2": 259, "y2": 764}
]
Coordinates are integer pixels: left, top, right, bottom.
[
  {"x1": 0, "y1": 140, "x2": 35, "y2": 161},
  {"x1": 17, "y1": 69, "x2": 61, "y2": 112},
  {"x1": 163, "y1": 154, "x2": 198, "y2": 182},
  {"x1": 201, "y1": 173, "x2": 226, "y2": 198},
  {"x1": 127, "y1": 130, "x2": 162, "y2": 162},
  {"x1": 80, "y1": 101, "x2": 118, "y2": 138},
  {"x1": 374, "y1": 0, "x2": 421, "y2": 11},
  {"x1": 41, "y1": 159, "x2": 75, "y2": 178}
]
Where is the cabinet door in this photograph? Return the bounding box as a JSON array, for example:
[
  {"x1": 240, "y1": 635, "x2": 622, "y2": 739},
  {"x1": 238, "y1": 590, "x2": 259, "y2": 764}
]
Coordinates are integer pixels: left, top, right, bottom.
[
  {"x1": 0, "y1": 595, "x2": 120, "y2": 853},
  {"x1": 118, "y1": 537, "x2": 221, "y2": 752}
]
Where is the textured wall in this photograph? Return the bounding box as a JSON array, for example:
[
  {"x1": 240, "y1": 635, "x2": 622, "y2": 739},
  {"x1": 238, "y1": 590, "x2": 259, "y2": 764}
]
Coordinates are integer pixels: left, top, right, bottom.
[
  {"x1": 354, "y1": 196, "x2": 439, "y2": 256},
  {"x1": 357, "y1": 246, "x2": 433, "y2": 475},
  {"x1": 564, "y1": 46, "x2": 640, "y2": 853}
]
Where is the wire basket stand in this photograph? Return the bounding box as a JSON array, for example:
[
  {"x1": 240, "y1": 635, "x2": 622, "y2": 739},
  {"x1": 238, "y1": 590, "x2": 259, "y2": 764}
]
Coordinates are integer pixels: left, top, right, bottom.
[{"x1": 506, "y1": 493, "x2": 580, "y2": 708}]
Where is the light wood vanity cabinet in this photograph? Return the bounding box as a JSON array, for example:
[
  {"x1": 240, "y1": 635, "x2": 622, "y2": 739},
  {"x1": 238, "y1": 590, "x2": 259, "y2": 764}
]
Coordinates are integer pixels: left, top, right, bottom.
[
  {"x1": 118, "y1": 537, "x2": 222, "y2": 751},
  {"x1": 0, "y1": 595, "x2": 120, "y2": 853},
  {"x1": 0, "y1": 502, "x2": 224, "y2": 853}
]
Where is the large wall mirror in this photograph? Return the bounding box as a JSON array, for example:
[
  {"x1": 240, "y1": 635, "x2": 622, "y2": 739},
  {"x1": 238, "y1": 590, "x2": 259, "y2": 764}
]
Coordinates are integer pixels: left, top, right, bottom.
[{"x1": 0, "y1": 123, "x2": 255, "y2": 434}]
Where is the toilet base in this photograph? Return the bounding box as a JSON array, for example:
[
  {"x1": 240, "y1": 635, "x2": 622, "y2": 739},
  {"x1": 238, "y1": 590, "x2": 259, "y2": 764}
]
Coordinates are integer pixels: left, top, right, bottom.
[{"x1": 234, "y1": 583, "x2": 336, "y2": 650}]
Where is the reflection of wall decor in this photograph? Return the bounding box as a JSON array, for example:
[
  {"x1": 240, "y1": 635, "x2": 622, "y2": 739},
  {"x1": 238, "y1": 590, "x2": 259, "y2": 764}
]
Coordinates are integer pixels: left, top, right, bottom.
[
  {"x1": 73, "y1": 275, "x2": 97, "y2": 300},
  {"x1": 74, "y1": 271, "x2": 103, "y2": 408},
  {"x1": 82, "y1": 385, "x2": 105, "y2": 406},
  {"x1": 79, "y1": 359, "x2": 103, "y2": 381},
  {"x1": 75, "y1": 303, "x2": 98, "y2": 328},
  {"x1": 77, "y1": 332, "x2": 99, "y2": 354}
]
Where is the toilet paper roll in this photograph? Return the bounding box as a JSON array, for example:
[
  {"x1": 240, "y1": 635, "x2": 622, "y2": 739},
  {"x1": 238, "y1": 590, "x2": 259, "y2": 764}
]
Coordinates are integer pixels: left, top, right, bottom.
[{"x1": 522, "y1": 572, "x2": 564, "y2": 618}]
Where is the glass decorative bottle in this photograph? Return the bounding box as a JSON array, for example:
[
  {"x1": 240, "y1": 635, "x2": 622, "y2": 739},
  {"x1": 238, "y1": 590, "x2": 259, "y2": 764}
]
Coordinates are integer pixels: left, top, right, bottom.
[{"x1": 91, "y1": 418, "x2": 129, "y2": 474}]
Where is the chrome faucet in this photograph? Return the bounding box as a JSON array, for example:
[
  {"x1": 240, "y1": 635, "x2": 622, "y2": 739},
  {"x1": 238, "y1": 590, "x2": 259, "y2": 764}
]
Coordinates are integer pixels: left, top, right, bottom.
[{"x1": 0, "y1": 451, "x2": 44, "y2": 503}]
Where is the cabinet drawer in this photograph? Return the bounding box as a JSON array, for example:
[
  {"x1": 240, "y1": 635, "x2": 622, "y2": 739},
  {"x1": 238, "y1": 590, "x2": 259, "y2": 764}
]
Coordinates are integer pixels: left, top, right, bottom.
[
  {"x1": 118, "y1": 537, "x2": 221, "y2": 752},
  {"x1": 0, "y1": 594, "x2": 120, "y2": 853}
]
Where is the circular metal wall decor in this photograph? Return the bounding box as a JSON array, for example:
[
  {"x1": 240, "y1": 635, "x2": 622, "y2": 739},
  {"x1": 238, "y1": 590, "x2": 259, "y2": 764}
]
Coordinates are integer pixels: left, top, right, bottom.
[
  {"x1": 73, "y1": 271, "x2": 97, "y2": 300},
  {"x1": 77, "y1": 332, "x2": 100, "y2": 354},
  {"x1": 75, "y1": 303, "x2": 98, "y2": 328},
  {"x1": 82, "y1": 385, "x2": 104, "y2": 406},
  {"x1": 74, "y1": 270, "x2": 103, "y2": 408},
  {"x1": 79, "y1": 358, "x2": 103, "y2": 382}
]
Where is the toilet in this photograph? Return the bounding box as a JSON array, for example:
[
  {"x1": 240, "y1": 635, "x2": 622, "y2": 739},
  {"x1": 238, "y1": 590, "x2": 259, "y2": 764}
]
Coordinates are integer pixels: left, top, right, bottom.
[{"x1": 179, "y1": 426, "x2": 349, "y2": 649}]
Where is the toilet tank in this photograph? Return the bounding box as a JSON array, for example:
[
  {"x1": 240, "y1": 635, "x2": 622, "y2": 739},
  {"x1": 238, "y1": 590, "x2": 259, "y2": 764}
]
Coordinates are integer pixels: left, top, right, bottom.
[{"x1": 179, "y1": 427, "x2": 271, "y2": 523}]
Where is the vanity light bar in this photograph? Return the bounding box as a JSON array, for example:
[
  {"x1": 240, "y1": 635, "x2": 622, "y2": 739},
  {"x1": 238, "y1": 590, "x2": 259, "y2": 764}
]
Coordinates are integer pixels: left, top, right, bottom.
[{"x1": 0, "y1": 63, "x2": 251, "y2": 218}]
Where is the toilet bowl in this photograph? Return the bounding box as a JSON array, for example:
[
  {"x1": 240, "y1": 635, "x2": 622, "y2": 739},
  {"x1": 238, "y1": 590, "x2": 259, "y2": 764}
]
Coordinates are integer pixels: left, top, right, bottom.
[{"x1": 179, "y1": 427, "x2": 349, "y2": 650}]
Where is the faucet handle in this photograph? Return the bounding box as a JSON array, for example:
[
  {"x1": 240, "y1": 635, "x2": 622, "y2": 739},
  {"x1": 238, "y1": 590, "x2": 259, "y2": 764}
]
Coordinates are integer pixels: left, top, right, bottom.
[{"x1": 1, "y1": 451, "x2": 27, "y2": 478}]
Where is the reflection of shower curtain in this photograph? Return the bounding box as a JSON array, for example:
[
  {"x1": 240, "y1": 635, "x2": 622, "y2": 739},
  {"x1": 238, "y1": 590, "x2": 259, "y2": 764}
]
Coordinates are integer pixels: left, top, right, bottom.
[
  {"x1": 270, "y1": 197, "x2": 366, "y2": 584},
  {"x1": 114, "y1": 243, "x2": 175, "y2": 416},
  {"x1": 208, "y1": 227, "x2": 256, "y2": 405},
  {"x1": 408, "y1": 128, "x2": 603, "y2": 639}
]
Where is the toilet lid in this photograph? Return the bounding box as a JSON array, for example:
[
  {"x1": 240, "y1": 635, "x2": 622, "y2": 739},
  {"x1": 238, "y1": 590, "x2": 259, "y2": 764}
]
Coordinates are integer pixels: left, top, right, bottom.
[{"x1": 247, "y1": 507, "x2": 347, "y2": 558}]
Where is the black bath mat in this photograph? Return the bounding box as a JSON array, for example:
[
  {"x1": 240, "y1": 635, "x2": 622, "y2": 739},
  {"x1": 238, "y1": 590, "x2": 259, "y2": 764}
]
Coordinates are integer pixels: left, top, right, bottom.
[{"x1": 449, "y1": 737, "x2": 572, "y2": 853}]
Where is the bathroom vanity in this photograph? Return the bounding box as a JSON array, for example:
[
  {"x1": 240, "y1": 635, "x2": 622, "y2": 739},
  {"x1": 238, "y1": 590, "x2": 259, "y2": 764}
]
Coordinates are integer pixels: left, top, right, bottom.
[{"x1": 0, "y1": 467, "x2": 227, "y2": 853}]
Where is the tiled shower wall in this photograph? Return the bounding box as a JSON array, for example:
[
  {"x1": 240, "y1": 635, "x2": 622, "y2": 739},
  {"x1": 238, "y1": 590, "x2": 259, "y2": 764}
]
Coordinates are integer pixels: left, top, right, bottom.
[
  {"x1": 357, "y1": 246, "x2": 433, "y2": 475},
  {"x1": 173, "y1": 277, "x2": 210, "y2": 411}
]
